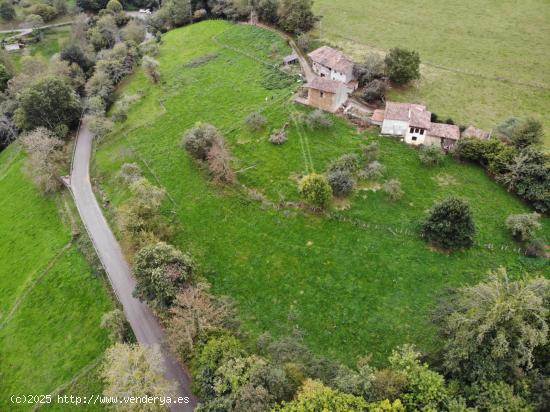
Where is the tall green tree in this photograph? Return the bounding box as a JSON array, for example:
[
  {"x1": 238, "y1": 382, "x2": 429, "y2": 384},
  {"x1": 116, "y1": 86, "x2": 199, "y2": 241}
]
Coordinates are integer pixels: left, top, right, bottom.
[
  {"x1": 0, "y1": 1, "x2": 15, "y2": 21},
  {"x1": 511, "y1": 117, "x2": 544, "y2": 149},
  {"x1": 438, "y1": 268, "x2": 549, "y2": 382},
  {"x1": 277, "y1": 0, "x2": 317, "y2": 34},
  {"x1": 15, "y1": 76, "x2": 81, "y2": 132},
  {"x1": 384, "y1": 48, "x2": 420, "y2": 85}
]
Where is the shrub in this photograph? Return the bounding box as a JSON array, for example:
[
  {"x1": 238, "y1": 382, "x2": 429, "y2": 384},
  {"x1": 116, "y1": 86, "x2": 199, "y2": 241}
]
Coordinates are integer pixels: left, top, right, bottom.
[
  {"x1": 133, "y1": 242, "x2": 194, "y2": 309},
  {"x1": 85, "y1": 114, "x2": 113, "y2": 139},
  {"x1": 305, "y1": 109, "x2": 333, "y2": 129},
  {"x1": 328, "y1": 154, "x2": 361, "y2": 174},
  {"x1": 418, "y1": 145, "x2": 444, "y2": 166},
  {"x1": 383, "y1": 179, "x2": 403, "y2": 201},
  {"x1": 525, "y1": 239, "x2": 546, "y2": 258},
  {"x1": 100, "y1": 309, "x2": 132, "y2": 343},
  {"x1": 299, "y1": 174, "x2": 332, "y2": 210},
  {"x1": 421, "y1": 197, "x2": 475, "y2": 250},
  {"x1": 360, "y1": 161, "x2": 385, "y2": 180},
  {"x1": 269, "y1": 127, "x2": 288, "y2": 145},
  {"x1": 167, "y1": 283, "x2": 237, "y2": 361},
  {"x1": 355, "y1": 53, "x2": 385, "y2": 86},
  {"x1": 20, "y1": 128, "x2": 64, "y2": 194},
  {"x1": 327, "y1": 171, "x2": 354, "y2": 197},
  {"x1": 454, "y1": 138, "x2": 505, "y2": 166},
  {"x1": 183, "y1": 122, "x2": 221, "y2": 160},
  {"x1": 296, "y1": 32, "x2": 313, "y2": 52},
  {"x1": 362, "y1": 79, "x2": 387, "y2": 103},
  {"x1": 511, "y1": 117, "x2": 544, "y2": 149},
  {"x1": 116, "y1": 163, "x2": 142, "y2": 185},
  {"x1": 505, "y1": 213, "x2": 541, "y2": 242},
  {"x1": 207, "y1": 137, "x2": 235, "y2": 184},
  {"x1": 384, "y1": 48, "x2": 420, "y2": 85},
  {"x1": 0, "y1": 2, "x2": 15, "y2": 20},
  {"x1": 362, "y1": 142, "x2": 380, "y2": 163},
  {"x1": 142, "y1": 56, "x2": 161, "y2": 84},
  {"x1": 102, "y1": 343, "x2": 175, "y2": 403},
  {"x1": 245, "y1": 112, "x2": 267, "y2": 131}
]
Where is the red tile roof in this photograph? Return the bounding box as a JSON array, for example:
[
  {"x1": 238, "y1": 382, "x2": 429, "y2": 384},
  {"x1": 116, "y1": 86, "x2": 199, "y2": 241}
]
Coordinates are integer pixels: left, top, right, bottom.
[
  {"x1": 429, "y1": 123, "x2": 460, "y2": 140},
  {"x1": 409, "y1": 105, "x2": 432, "y2": 129},
  {"x1": 306, "y1": 77, "x2": 343, "y2": 94},
  {"x1": 308, "y1": 46, "x2": 354, "y2": 73},
  {"x1": 384, "y1": 102, "x2": 430, "y2": 128},
  {"x1": 372, "y1": 109, "x2": 385, "y2": 122}
]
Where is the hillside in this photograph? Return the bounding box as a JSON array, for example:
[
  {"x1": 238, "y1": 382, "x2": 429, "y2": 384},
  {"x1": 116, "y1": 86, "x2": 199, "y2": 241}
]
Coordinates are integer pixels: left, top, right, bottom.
[
  {"x1": 0, "y1": 145, "x2": 112, "y2": 411},
  {"x1": 93, "y1": 20, "x2": 549, "y2": 365},
  {"x1": 314, "y1": 0, "x2": 550, "y2": 145}
]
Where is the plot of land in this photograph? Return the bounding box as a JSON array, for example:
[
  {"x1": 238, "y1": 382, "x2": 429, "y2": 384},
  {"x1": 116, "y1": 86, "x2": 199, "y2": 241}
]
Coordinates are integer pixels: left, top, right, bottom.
[
  {"x1": 94, "y1": 21, "x2": 549, "y2": 365},
  {"x1": 0, "y1": 146, "x2": 112, "y2": 411},
  {"x1": 314, "y1": 0, "x2": 550, "y2": 145}
]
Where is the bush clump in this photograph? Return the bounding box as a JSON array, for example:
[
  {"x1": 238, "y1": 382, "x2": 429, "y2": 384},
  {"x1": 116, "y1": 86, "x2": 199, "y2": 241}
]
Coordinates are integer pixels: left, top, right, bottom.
[
  {"x1": 327, "y1": 170, "x2": 354, "y2": 197},
  {"x1": 383, "y1": 179, "x2": 403, "y2": 201},
  {"x1": 525, "y1": 239, "x2": 546, "y2": 258},
  {"x1": 505, "y1": 213, "x2": 541, "y2": 242},
  {"x1": 116, "y1": 163, "x2": 142, "y2": 185},
  {"x1": 328, "y1": 153, "x2": 361, "y2": 174},
  {"x1": 245, "y1": 112, "x2": 267, "y2": 131},
  {"x1": 359, "y1": 161, "x2": 385, "y2": 180},
  {"x1": 421, "y1": 197, "x2": 475, "y2": 250},
  {"x1": 299, "y1": 174, "x2": 332, "y2": 210},
  {"x1": 362, "y1": 141, "x2": 380, "y2": 163},
  {"x1": 419, "y1": 145, "x2": 445, "y2": 166},
  {"x1": 183, "y1": 122, "x2": 221, "y2": 160},
  {"x1": 305, "y1": 109, "x2": 333, "y2": 129}
]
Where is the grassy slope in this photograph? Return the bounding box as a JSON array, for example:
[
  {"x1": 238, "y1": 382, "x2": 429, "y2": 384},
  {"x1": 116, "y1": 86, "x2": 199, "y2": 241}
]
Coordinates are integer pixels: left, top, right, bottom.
[
  {"x1": 314, "y1": 0, "x2": 550, "y2": 145},
  {"x1": 94, "y1": 21, "x2": 549, "y2": 365},
  {"x1": 0, "y1": 146, "x2": 111, "y2": 411}
]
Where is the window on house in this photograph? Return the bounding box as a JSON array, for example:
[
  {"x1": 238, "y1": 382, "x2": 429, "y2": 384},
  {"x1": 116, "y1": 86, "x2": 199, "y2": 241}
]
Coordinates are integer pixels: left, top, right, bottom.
[
  {"x1": 420, "y1": 129, "x2": 424, "y2": 135},
  {"x1": 410, "y1": 127, "x2": 414, "y2": 133},
  {"x1": 412, "y1": 136, "x2": 417, "y2": 141},
  {"x1": 320, "y1": 91, "x2": 324, "y2": 98}
]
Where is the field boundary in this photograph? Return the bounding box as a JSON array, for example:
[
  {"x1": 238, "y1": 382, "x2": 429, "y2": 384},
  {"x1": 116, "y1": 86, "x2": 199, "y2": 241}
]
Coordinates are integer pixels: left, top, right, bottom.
[{"x1": 0, "y1": 242, "x2": 72, "y2": 329}]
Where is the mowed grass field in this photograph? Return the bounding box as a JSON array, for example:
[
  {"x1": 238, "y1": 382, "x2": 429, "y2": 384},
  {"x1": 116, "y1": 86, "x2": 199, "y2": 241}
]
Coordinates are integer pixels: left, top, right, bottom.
[
  {"x1": 314, "y1": 0, "x2": 550, "y2": 145},
  {"x1": 0, "y1": 145, "x2": 111, "y2": 411},
  {"x1": 94, "y1": 20, "x2": 549, "y2": 365}
]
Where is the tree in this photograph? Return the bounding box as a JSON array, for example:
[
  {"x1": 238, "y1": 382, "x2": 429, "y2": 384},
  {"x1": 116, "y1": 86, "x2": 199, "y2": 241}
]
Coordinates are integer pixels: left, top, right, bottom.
[
  {"x1": 118, "y1": 178, "x2": 168, "y2": 245},
  {"x1": 20, "y1": 128, "x2": 64, "y2": 193},
  {"x1": 60, "y1": 44, "x2": 93, "y2": 74},
  {"x1": 511, "y1": 117, "x2": 544, "y2": 149},
  {"x1": 362, "y1": 79, "x2": 387, "y2": 103},
  {"x1": 167, "y1": 283, "x2": 236, "y2": 361},
  {"x1": 15, "y1": 76, "x2": 81, "y2": 131},
  {"x1": 29, "y1": 4, "x2": 57, "y2": 22},
  {"x1": 505, "y1": 213, "x2": 541, "y2": 242},
  {"x1": 0, "y1": 1, "x2": 15, "y2": 21},
  {"x1": 299, "y1": 174, "x2": 332, "y2": 210},
  {"x1": 0, "y1": 116, "x2": 16, "y2": 151},
  {"x1": 388, "y1": 345, "x2": 447, "y2": 411},
  {"x1": 382, "y1": 179, "x2": 403, "y2": 201},
  {"x1": 142, "y1": 56, "x2": 161, "y2": 83},
  {"x1": 100, "y1": 309, "x2": 131, "y2": 343},
  {"x1": 102, "y1": 343, "x2": 176, "y2": 411},
  {"x1": 77, "y1": 0, "x2": 109, "y2": 12},
  {"x1": 256, "y1": 0, "x2": 278, "y2": 24},
  {"x1": 106, "y1": 0, "x2": 123, "y2": 13},
  {"x1": 133, "y1": 242, "x2": 194, "y2": 309},
  {"x1": 384, "y1": 48, "x2": 420, "y2": 86},
  {"x1": 0, "y1": 63, "x2": 11, "y2": 92},
  {"x1": 276, "y1": 0, "x2": 317, "y2": 34},
  {"x1": 274, "y1": 379, "x2": 367, "y2": 411},
  {"x1": 327, "y1": 170, "x2": 354, "y2": 197},
  {"x1": 165, "y1": 0, "x2": 192, "y2": 27},
  {"x1": 121, "y1": 20, "x2": 146, "y2": 44},
  {"x1": 355, "y1": 53, "x2": 385, "y2": 86},
  {"x1": 421, "y1": 197, "x2": 475, "y2": 250},
  {"x1": 207, "y1": 136, "x2": 235, "y2": 184},
  {"x1": 183, "y1": 122, "x2": 221, "y2": 160},
  {"x1": 438, "y1": 268, "x2": 549, "y2": 382}
]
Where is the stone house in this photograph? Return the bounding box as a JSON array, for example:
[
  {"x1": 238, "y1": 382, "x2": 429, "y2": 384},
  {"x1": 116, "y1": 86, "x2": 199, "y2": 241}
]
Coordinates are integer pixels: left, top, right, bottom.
[
  {"x1": 308, "y1": 46, "x2": 358, "y2": 90},
  {"x1": 304, "y1": 77, "x2": 350, "y2": 113}
]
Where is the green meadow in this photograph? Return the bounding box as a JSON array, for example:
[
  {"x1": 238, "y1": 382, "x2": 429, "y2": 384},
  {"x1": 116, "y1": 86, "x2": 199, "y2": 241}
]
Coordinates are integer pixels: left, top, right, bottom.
[
  {"x1": 0, "y1": 145, "x2": 112, "y2": 411},
  {"x1": 94, "y1": 20, "x2": 549, "y2": 366},
  {"x1": 314, "y1": 0, "x2": 550, "y2": 146}
]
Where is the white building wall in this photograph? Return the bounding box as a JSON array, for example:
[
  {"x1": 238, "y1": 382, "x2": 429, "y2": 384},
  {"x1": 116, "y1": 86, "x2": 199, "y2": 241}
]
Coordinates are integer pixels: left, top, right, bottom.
[
  {"x1": 313, "y1": 62, "x2": 331, "y2": 78},
  {"x1": 330, "y1": 70, "x2": 347, "y2": 83},
  {"x1": 405, "y1": 128, "x2": 427, "y2": 145},
  {"x1": 381, "y1": 119, "x2": 409, "y2": 136}
]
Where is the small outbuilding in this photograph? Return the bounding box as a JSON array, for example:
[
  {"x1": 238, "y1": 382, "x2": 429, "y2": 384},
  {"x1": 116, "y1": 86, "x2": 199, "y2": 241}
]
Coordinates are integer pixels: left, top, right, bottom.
[
  {"x1": 4, "y1": 43, "x2": 22, "y2": 52},
  {"x1": 283, "y1": 53, "x2": 299, "y2": 65},
  {"x1": 308, "y1": 46, "x2": 358, "y2": 90},
  {"x1": 305, "y1": 77, "x2": 349, "y2": 113}
]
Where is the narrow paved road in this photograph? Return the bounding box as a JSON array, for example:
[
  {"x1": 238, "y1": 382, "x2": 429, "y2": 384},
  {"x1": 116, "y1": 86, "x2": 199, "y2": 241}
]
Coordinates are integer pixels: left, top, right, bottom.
[{"x1": 69, "y1": 120, "x2": 196, "y2": 411}]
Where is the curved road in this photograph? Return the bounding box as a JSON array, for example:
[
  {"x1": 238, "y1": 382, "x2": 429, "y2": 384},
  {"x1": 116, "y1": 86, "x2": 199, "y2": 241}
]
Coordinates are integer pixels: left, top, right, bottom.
[{"x1": 69, "y1": 120, "x2": 196, "y2": 411}]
